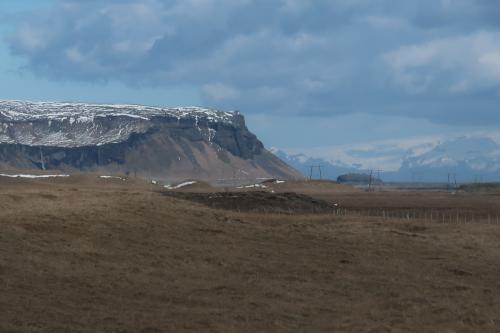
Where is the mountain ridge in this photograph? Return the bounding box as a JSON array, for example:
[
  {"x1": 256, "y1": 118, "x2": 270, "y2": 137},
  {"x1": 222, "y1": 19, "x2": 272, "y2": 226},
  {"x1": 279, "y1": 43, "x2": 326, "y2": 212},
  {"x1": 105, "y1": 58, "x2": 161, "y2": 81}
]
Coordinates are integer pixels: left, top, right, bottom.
[{"x1": 0, "y1": 100, "x2": 302, "y2": 182}]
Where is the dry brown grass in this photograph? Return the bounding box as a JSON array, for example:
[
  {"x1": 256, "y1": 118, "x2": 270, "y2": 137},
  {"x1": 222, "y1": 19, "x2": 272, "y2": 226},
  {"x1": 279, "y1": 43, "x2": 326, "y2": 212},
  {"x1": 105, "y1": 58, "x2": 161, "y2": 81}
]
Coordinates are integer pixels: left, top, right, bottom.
[{"x1": 1, "y1": 176, "x2": 500, "y2": 332}]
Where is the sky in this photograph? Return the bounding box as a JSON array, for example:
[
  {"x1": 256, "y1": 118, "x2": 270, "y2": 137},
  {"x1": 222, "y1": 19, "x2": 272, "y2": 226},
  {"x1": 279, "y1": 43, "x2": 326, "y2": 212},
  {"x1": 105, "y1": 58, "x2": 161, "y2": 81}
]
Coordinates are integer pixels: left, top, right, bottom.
[{"x1": 1, "y1": 0, "x2": 500, "y2": 152}]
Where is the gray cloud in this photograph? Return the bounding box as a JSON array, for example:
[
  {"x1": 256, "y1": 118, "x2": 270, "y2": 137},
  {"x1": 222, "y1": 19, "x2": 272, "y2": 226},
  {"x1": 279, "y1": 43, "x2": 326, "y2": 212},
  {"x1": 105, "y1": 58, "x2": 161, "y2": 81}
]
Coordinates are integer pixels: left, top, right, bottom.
[{"x1": 7, "y1": 0, "x2": 500, "y2": 125}]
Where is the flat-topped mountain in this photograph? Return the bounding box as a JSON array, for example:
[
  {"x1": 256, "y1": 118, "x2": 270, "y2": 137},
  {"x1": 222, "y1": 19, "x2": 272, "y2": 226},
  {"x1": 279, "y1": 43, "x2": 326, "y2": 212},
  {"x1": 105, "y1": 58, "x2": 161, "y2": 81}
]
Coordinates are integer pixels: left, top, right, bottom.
[{"x1": 0, "y1": 100, "x2": 302, "y2": 182}]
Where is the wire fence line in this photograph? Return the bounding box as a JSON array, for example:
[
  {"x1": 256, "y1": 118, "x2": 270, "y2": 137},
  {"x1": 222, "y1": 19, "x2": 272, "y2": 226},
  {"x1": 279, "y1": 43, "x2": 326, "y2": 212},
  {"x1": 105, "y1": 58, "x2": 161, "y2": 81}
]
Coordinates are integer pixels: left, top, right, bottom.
[{"x1": 331, "y1": 208, "x2": 500, "y2": 225}]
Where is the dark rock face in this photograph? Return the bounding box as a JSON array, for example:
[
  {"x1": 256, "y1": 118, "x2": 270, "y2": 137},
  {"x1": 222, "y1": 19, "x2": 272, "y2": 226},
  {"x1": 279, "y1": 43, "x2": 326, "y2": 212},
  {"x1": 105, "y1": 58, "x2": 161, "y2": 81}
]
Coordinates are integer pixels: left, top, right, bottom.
[
  {"x1": 211, "y1": 122, "x2": 264, "y2": 159},
  {"x1": 0, "y1": 101, "x2": 301, "y2": 182}
]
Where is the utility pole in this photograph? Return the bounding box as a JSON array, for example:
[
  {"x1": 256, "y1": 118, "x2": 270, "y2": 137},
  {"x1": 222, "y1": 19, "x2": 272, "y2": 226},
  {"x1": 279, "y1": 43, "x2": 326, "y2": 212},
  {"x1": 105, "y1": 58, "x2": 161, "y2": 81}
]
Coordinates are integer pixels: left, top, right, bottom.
[
  {"x1": 232, "y1": 168, "x2": 236, "y2": 187},
  {"x1": 447, "y1": 172, "x2": 457, "y2": 191},
  {"x1": 375, "y1": 169, "x2": 383, "y2": 184},
  {"x1": 309, "y1": 165, "x2": 323, "y2": 180}
]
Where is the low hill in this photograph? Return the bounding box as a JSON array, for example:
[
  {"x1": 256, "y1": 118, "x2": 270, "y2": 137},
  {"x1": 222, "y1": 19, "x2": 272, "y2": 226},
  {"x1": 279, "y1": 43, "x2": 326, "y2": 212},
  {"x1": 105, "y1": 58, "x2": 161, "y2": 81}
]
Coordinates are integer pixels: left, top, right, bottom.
[
  {"x1": 459, "y1": 182, "x2": 500, "y2": 193},
  {"x1": 337, "y1": 173, "x2": 383, "y2": 185}
]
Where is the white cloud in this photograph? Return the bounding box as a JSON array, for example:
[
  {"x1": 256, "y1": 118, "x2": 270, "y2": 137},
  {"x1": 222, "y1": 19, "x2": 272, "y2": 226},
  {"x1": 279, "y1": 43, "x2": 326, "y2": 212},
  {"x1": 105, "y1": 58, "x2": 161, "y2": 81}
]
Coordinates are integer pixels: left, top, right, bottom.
[
  {"x1": 448, "y1": 80, "x2": 469, "y2": 94},
  {"x1": 16, "y1": 24, "x2": 50, "y2": 50},
  {"x1": 64, "y1": 47, "x2": 84, "y2": 63},
  {"x1": 384, "y1": 31, "x2": 500, "y2": 94},
  {"x1": 359, "y1": 15, "x2": 409, "y2": 30},
  {"x1": 201, "y1": 83, "x2": 240, "y2": 101},
  {"x1": 6, "y1": 0, "x2": 500, "y2": 126},
  {"x1": 478, "y1": 52, "x2": 500, "y2": 78}
]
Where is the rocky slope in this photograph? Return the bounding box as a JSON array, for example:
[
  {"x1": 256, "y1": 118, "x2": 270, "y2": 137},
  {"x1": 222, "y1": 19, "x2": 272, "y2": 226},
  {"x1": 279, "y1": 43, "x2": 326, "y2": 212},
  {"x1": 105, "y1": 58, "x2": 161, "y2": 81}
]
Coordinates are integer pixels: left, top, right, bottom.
[{"x1": 0, "y1": 101, "x2": 302, "y2": 182}]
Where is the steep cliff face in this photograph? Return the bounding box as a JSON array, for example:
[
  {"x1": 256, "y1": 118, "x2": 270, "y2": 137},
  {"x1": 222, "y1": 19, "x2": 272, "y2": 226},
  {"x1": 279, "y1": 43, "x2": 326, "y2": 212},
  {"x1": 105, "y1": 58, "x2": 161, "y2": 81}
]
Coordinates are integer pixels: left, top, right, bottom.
[{"x1": 0, "y1": 101, "x2": 302, "y2": 182}]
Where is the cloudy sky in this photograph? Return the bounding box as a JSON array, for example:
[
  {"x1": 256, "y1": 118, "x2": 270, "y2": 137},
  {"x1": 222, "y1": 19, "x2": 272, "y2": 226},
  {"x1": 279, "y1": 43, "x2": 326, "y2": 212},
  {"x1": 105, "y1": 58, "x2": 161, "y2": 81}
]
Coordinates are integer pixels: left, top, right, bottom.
[{"x1": 1, "y1": 0, "x2": 499, "y2": 151}]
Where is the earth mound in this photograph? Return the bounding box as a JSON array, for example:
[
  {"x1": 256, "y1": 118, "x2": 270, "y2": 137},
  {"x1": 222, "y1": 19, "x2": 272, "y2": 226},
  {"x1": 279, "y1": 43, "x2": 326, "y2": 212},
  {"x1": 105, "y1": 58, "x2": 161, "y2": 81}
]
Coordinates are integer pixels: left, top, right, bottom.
[{"x1": 162, "y1": 191, "x2": 338, "y2": 214}]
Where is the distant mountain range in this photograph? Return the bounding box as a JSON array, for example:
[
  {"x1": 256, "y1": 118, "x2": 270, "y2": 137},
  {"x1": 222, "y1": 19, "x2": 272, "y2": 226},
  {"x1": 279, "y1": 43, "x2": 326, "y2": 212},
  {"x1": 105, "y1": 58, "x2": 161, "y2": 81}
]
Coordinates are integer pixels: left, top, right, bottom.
[
  {"x1": 271, "y1": 149, "x2": 362, "y2": 180},
  {"x1": 272, "y1": 136, "x2": 500, "y2": 183}
]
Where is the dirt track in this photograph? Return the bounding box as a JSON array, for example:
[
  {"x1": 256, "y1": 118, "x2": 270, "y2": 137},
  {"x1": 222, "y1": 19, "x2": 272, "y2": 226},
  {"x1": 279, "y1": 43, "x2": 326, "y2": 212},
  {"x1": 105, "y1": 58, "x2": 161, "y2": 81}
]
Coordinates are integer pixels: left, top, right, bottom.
[{"x1": 1, "y1": 176, "x2": 500, "y2": 332}]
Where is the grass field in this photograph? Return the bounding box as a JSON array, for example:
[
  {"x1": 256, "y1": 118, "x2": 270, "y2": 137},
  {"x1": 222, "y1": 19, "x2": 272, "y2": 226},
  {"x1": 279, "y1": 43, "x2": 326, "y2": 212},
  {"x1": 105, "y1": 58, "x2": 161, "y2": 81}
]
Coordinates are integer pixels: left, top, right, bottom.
[{"x1": 1, "y1": 176, "x2": 500, "y2": 332}]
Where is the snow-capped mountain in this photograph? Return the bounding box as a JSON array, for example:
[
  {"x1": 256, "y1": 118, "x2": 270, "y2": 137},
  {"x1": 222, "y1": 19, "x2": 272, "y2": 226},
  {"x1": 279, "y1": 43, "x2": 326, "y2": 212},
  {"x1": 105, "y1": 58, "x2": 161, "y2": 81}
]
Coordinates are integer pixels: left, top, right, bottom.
[
  {"x1": 0, "y1": 100, "x2": 302, "y2": 182},
  {"x1": 399, "y1": 136, "x2": 500, "y2": 182},
  {"x1": 273, "y1": 136, "x2": 500, "y2": 182},
  {"x1": 0, "y1": 100, "x2": 238, "y2": 147}
]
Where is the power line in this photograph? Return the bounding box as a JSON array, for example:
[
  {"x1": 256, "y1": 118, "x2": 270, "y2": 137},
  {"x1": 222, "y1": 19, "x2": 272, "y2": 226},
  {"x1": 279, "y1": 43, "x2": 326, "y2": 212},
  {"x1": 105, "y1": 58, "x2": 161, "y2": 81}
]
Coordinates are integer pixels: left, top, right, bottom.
[
  {"x1": 447, "y1": 172, "x2": 457, "y2": 191},
  {"x1": 309, "y1": 165, "x2": 323, "y2": 180}
]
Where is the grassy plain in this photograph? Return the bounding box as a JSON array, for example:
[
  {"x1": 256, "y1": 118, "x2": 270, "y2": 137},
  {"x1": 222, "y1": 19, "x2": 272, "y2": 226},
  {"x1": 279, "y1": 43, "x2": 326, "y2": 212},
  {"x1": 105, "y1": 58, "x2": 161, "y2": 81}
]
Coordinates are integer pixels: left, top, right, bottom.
[{"x1": 1, "y1": 176, "x2": 500, "y2": 332}]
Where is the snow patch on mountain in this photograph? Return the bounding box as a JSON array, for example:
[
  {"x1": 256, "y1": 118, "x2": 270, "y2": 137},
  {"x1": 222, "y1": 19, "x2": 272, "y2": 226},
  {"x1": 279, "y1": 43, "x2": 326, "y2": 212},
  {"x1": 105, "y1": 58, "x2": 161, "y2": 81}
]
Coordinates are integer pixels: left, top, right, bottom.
[
  {"x1": 0, "y1": 100, "x2": 239, "y2": 148},
  {"x1": 0, "y1": 100, "x2": 237, "y2": 123}
]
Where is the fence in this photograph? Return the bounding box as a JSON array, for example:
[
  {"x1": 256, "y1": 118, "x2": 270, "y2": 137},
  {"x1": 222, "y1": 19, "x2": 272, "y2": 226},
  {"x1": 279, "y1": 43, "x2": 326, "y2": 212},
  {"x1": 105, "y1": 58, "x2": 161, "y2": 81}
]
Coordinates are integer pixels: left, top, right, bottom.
[{"x1": 331, "y1": 208, "x2": 500, "y2": 225}]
